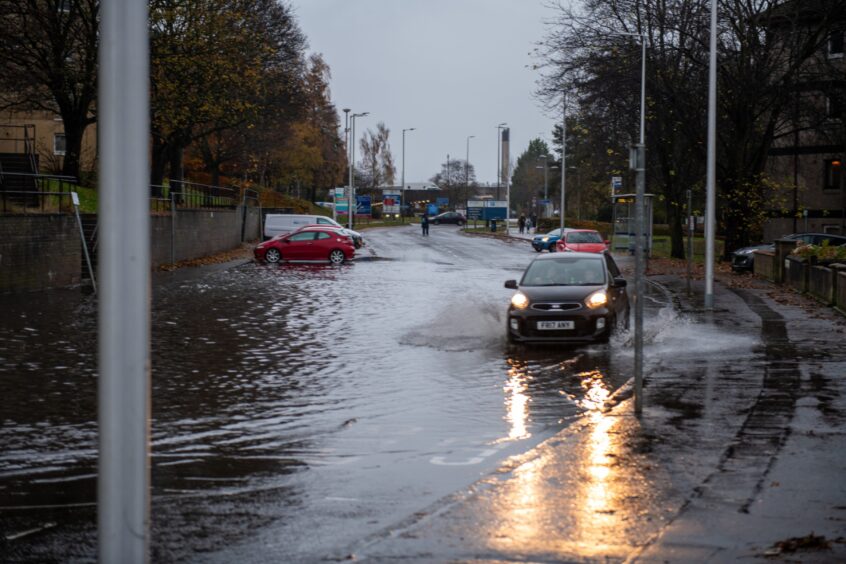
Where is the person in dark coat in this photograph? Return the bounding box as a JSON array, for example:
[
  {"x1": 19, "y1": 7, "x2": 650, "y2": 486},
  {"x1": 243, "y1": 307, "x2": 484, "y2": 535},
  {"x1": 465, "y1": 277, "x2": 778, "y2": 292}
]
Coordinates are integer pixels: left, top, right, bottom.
[
  {"x1": 421, "y1": 214, "x2": 429, "y2": 236},
  {"x1": 518, "y1": 214, "x2": 526, "y2": 234}
]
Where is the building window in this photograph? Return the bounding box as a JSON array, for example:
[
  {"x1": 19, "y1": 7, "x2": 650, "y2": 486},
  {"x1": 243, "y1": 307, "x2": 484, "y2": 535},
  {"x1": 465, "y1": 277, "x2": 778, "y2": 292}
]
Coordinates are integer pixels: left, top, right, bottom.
[
  {"x1": 53, "y1": 133, "x2": 66, "y2": 156},
  {"x1": 823, "y1": 225, "x2": 842, "y2": 235},
  {"x1": 827, "y1": 92, "x2": 844, "y2": 120},
  {"x1": 830, "y1": 30, "x2": 844, "y2": 58},
  {"x1": 824, "y1": 159, "x2": 842, "y2": 191}
]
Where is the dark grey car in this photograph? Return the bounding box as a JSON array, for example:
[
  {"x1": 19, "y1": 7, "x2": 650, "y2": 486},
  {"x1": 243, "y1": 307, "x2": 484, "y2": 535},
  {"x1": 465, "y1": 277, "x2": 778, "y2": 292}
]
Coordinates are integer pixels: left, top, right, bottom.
[
  {"x1": 504, "y1": 252, "x2": 629, "y2": 344},
  {"x1": 731, "y1": 232, "x2": 846, "y2": 271}
]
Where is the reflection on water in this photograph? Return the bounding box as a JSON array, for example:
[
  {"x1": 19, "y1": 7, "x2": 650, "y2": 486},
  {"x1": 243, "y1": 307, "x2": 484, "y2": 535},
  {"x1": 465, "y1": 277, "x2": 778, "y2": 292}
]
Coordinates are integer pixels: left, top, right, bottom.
[
  {"x1": 485, "y1": 368, "x2": 650, "y2": 559},
  {"x1": 501, "y1": 359, "x2": 531, "y2": 442}
]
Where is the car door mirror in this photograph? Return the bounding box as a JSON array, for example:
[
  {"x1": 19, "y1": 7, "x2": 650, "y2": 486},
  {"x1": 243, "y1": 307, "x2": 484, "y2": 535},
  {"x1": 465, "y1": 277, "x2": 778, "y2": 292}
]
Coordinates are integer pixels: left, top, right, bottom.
[
  {"x1": 504, "y1": 280, "x2": 518, "y2": 289},
  {"x1": 612, "y1": 277, "x2": 627, "y2": 288}
]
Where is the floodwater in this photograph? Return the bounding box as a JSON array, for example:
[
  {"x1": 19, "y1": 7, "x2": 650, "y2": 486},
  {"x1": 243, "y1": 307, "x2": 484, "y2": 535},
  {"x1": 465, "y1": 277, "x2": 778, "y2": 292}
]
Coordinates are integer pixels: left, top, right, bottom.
[{"x1": 0, "y1": 226, "x2": 757, "y2": 562}]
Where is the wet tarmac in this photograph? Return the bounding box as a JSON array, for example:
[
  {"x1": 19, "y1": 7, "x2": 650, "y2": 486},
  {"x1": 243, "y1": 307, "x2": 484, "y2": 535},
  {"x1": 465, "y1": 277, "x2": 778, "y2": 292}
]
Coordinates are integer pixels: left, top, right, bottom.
[{"x1": 0, "y1": 226, "x2": 766, "y2": 562}]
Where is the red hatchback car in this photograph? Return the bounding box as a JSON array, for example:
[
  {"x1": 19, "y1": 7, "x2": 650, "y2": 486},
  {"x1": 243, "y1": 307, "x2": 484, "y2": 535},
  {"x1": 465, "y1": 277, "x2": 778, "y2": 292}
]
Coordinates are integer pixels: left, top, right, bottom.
[
  {"x1": 254, "y1": 227, "x2": 355, "y2": 265},
  {"x1": 555, "y1": 229, "x2": 608, "y2": 253}
]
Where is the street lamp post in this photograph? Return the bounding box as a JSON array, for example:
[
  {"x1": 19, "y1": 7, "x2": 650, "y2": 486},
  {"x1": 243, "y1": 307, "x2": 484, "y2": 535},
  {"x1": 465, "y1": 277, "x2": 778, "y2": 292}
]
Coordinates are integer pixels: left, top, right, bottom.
[
  {"x1": 402, "y1": 127, "x2": 415, "y2": 222},
  {"x1": 349, "y1": 112, "x2": 368, "y2": 229},
  {"x1": 560, "y1": 94, "x2": 567, "y2": 231},
  {"x1": 705, "y1": 0, "x2": 718, "y2": 310},
  {"x1": 465, "y1": 135, "x2": 475, "y2": 213},
  {"x1": 496, "y1": 123, "x2": 507, "y2": 199},
  {"x1": 614, "y1": 29, "x2": 647, "y2": 416},
  {"x1": 339, "y1": 108, "x2": 350, "y2": 222}
]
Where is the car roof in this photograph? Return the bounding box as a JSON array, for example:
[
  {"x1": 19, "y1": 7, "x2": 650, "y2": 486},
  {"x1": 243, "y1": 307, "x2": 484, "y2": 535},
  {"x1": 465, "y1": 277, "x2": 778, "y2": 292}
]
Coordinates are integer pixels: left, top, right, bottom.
[{"x1": 532, "y1": 251, "x2": 605, "y2": 261}]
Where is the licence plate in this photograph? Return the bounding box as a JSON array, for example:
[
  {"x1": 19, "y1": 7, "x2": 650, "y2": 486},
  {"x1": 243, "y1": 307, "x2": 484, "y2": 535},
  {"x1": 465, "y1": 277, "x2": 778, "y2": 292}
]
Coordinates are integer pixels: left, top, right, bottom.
[{"x1": 537, "y1": 320, "x2": 574, "y2": 330}]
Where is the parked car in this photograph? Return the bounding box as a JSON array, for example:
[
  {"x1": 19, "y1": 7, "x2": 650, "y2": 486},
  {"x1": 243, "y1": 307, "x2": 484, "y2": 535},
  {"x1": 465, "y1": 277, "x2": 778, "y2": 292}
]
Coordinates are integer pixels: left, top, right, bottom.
[
  {"x1": 294, "y1": 223, "x2": 364, "y2": 249},
  {"x1": 504, "y1": 252, "x2": 629, "y2": 344},
  {"x1": 731, "y1": 232, "x2": 846, "y2": 272},
  {"x1": 431, "y1": 211, "x2": 466, "y2": 225},
  {"x1": 555, "y1": 229, "x2": 609, "y2": 253},
  {"x1": 531, "y1": 228, "x2": 569, "y2": 252},
  {"x1": 264, "y1": 213, "x2": 343, "y2": 239},
  {"x1": 254, "y1": 227, "x2": 355, "y2": 265}
]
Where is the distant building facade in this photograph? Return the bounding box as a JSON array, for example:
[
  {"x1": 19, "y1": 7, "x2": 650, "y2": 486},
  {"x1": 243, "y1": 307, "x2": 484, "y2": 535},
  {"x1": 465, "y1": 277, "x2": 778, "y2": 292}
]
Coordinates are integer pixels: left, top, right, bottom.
[{"x1": 764, "y1": 15, "x2": 845, "y2": 240}]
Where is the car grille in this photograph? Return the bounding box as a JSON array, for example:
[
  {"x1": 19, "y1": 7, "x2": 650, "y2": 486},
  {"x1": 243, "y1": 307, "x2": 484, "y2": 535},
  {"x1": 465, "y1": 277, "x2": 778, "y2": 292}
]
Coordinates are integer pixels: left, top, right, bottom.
[{"x1": 531, "y1": 303, "x2": 582, "y2": 312}]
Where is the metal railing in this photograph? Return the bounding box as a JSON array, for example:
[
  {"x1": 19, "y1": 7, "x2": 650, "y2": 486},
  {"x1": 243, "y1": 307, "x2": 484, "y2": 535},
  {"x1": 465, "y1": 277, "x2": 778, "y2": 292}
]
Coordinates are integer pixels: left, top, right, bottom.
[
  {"x1": 162, "y1": 179, "x2": 239, "y2": 210},
  {"x1": 0, "y1": 172, "x2": 79, "y2": 213}
]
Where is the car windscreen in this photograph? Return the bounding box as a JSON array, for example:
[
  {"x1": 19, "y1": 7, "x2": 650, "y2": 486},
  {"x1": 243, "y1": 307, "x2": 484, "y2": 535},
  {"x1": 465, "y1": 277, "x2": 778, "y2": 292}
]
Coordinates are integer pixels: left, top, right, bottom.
[
  {"x1": 566, "y1": 231, "x2": 603, "y2": 244},
  {"x1": 521, "y1": 257, "x2": 606, "y2": 286}
]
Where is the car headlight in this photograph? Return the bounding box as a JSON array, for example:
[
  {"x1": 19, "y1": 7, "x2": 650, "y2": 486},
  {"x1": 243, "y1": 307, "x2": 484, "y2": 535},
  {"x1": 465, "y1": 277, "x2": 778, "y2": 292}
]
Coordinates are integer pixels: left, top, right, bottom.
[
  {"x1": 511, "y1": 292, "x2": 530, "y2": 310},
  {"x1": 256, "y1": 243, "x2": 266, "y2": 249},
  {"x1": 586, "y1": 289, "x2": 608, "y2": 309},
  {"x1": 542, "y1": 237, "x2": 549, "y2": 242}
]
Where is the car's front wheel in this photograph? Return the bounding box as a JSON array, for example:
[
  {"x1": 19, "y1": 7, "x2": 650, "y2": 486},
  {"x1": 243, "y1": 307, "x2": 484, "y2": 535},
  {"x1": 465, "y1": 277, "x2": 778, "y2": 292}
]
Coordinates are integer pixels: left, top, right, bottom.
[
  {"x1": 265, "y1": 248, "x2": 281, "y2": 264},
  {"x1": 329, "y1": 249, "x2": 346, "y2": 265}
]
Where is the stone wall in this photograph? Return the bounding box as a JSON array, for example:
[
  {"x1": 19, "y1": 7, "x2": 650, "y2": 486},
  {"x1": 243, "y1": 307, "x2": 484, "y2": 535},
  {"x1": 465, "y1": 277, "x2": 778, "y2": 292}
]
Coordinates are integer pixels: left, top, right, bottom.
[
  {"x1": 0, "y1": 215, "x2": 81, "y2": 292},
  {"x1": 1, "y1": 205, "x2": 261, "y2": 292},
  {"x1": 753, "y1": 250, "x2": 776, "y2": 281}
]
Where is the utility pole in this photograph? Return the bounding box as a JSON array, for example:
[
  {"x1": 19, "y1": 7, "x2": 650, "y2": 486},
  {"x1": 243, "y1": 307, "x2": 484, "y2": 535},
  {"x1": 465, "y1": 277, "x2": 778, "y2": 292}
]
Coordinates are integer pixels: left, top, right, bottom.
[
  {"x1": 704, "y1": 0, "x2": 718, "y2": 310},
  {"x1": 402, "y1": 128, "x2": 415, "y2": 222},
  {"x1": 560, "y1": 94, "x2": 567, "y2": 230},
  {"x1": 339, "y1": 108, "x2": 350, "y2": 222}
]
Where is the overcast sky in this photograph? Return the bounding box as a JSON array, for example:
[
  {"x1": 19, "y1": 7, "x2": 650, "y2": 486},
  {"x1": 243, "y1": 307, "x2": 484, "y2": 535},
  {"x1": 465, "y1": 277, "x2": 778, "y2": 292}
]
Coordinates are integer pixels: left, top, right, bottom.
[{"x1": 290, "y1": 0, "x2": 559, "y2": 186}]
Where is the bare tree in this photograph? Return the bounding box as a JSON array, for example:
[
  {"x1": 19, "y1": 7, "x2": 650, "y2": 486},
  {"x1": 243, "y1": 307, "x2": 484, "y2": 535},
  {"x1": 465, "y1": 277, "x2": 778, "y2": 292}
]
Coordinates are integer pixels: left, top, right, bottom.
[
  {"x1": 536, "y1": 0, "x2": 844, "y2": 256},
  {"x1": 0, "y1": 0, "x2": 99, "y2": 180},
  {"x1": 357, "y1": 122, "x2": 396, "y2": 189}
]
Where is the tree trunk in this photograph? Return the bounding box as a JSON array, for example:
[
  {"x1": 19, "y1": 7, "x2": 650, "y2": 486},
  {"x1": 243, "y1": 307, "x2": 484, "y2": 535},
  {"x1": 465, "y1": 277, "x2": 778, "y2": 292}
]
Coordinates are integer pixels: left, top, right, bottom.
[
  {"x1": 150, "y1": 138, "x2": 169, "y2": 197},
  {"x1": 60, "y1": 117, "x2": 87, "y2": 181}
]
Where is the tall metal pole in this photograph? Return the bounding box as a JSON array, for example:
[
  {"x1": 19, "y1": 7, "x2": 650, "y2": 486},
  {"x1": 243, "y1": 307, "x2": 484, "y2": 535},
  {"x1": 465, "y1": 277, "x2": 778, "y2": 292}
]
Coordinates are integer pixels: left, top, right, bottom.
[
  {"x1": 634, "y1": 34, "x2": 647, "y2": 416},
  {"x1": 99, "y1": 0, "x2": 150, "y2": 560},
  {"x1": 504, "y1": 127, "x2": 511, "y2": 230},
  {"x1": 496, "y1": 123, "x2": 506, "y2": 199},
  {"x1": 349, "y1": 115, "x2": 355, "y2": 229},
  {"x1": 543, "y1": 155, "x2": 549, "y2": 200},
  {"x1": 704, "y1": 0, "x2": 718, "y2": 310},
  {"x1": 560, "y1": 94, "x2": 567, "y2": 230},
  {"x1": 465, "y1": 135, "x2": 474, "y2": 211},
  {"x1": 348, "y1": 112, "x2": 368, "y2": 229},
  {"x1": 339, "y1": 108, "x2": 350, "y2": 222},
  {"x1": 402, "y1": 127, "x2": 414, "y2": 222}
]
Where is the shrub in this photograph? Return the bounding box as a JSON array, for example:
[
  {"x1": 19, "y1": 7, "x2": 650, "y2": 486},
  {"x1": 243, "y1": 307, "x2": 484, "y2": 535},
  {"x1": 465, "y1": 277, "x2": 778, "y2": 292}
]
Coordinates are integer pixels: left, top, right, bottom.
[{"x1": 791, "y1": 241, "x2": 846, "y2": 262}]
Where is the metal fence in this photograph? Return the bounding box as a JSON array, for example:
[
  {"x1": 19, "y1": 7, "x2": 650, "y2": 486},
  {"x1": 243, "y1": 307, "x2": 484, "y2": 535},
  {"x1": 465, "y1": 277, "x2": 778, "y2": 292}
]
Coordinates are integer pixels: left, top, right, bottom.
[
  {"x1": 0, "y1": 172, "x2": 79, "y2": 213},
  {"x1": 1, "y1": 174, "x2": 261, "y2": 215}
]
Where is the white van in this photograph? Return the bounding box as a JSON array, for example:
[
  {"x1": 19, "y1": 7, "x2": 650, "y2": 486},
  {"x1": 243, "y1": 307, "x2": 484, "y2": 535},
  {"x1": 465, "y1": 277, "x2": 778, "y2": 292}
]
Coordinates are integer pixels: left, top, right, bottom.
[{"x1": 263, "y1": 214, "x2": 342, "y2": 239}]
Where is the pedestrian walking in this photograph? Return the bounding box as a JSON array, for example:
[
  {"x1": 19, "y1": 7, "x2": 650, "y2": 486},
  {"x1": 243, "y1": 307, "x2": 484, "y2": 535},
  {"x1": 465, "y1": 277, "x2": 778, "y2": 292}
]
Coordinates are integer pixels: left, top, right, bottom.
[
  {"x1": 530, "y1": 213, "x2": 538, "y2": 233},
  {"x1": 518, "y1": 214, "x2": 526, "y2": 234},
  {"x1": 421, "y1": 214, "x2": 429, "y2": 236}
]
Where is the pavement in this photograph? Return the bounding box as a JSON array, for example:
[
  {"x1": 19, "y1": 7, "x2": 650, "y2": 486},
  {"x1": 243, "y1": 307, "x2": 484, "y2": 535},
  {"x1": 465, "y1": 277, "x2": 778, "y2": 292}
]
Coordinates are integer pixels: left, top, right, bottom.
[{"x1": 344, "y1": 233, "x2": 846, "y2": 562}]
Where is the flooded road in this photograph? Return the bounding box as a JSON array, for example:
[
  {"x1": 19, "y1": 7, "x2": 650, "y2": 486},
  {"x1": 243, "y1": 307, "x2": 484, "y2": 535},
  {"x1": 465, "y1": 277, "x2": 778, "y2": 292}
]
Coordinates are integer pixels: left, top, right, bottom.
[{"x1": 0, "y1": 226, "x2": 753, "y2": 562}]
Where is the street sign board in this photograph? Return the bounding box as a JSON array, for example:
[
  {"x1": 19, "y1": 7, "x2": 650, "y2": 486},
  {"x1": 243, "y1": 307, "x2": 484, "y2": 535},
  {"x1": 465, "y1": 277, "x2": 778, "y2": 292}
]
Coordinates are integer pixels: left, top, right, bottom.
[
  {"x1": 383, "y1": 191, "x2": 401, "y2": 215},
  {"x1": 436, "y1": 197, "x2": 449, "y2": 207},
  {"x1": 356, "y1": 195, "x2": 371, "y2": 215},
  {"x1": 334, "y1": 187, "x2": 349, "y2": 214},
  {"x1": 611, "y1": 176, "x2": 623, "y2": 196}
]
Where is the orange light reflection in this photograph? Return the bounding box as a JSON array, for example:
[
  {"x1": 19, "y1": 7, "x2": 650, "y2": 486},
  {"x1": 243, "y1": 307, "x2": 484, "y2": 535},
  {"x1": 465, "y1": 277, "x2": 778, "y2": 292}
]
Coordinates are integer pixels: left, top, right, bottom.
[{"x1": 484, "y1": 369, "x2": 641, "y2": 559}]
